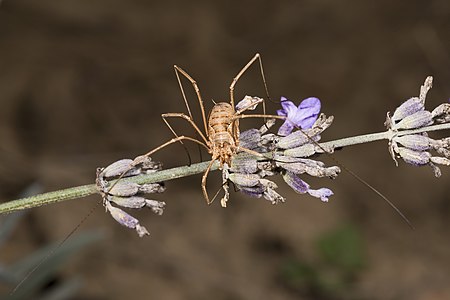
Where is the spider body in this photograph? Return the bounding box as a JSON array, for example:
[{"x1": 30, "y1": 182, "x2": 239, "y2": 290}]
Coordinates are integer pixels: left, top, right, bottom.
[{"x1": 207, "y1": 102, "x2": 239, "y2": 167}]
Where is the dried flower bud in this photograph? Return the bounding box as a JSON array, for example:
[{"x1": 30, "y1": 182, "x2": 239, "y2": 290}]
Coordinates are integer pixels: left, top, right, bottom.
[
  {"x1": 101, "y1": 159, "x2": 138, "y2": 178},
  {"x1": 283, "y1": 144, "x2": 317, "y2": 158},
  {"x1": 239, "y1": 185, "x2": 265, "y2": 198},
  {"x1": 144, "y1": 199, "x2": 166, "y2": 215},
  {"x1": 239, "y1": 129, "x2": 261, "y2": 150},
  {"x1": 431, "y1": 103, "x2": 450, "y2": 123},
  {"x1": 430, "y1": 156, "x2": 450, "y2": 167},
  {"x1": 230, "y1": 152, "x2": 258, "y2": 174},
  {"x1": 436, "y1": 147, "x2": 450, "y2": 158},
  {"x1": 391, "y1": 97, "x2": 425, "y2": 122},
  {"x1": 419, "y1": 76, "x2": 433, "y2": 102},
  {"x1": 263, "y1": 187, "x2": 285, "y2": 204},
  {"x1": 109, "y1": 195, "x2": 148, "y2": 209},
  {"x1": 105, "y1": 202, "x2": 149, "y2": 237},
  {"x1": 396, "y1": 147, "x2": 431, "y2": 166},
  {"x1": 277, "y1": 130, "x2": 320, "y2": 149},
  {"x1": 236, "y1": 95, "x2": 263, "y2": 112},
  {"x1": 394, "y1": 110, "x2": 433, "y2": 130},
  {"x1": 108, "y1": 181, "x2": 140, "y2": 197},
  {"x1": 228, "y1": 173, "x2": 261, "y2": 187},
  {"x1": 141, "y1": 158, "x2": 163, "y2": 173},
  {"x1": 394, "y1": 134, "x2": 431, "y2": 151},
  {"x1": 276, "y1": 114, "x2": 333, "y2": 149},
  {"x1": 138, "y1": 183, "x2": 166, "y2": 194},
  {"x1": 258, "y1": 179, "x2": 278, "y2": 190}
]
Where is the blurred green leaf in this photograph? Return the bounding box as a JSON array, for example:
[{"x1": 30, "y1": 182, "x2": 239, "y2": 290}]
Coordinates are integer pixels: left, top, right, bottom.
[
  {"x1": 281, "y1": 259, "x2": 318, "y2": 287},
  {"x1": 316, "y1": 224, "x2": 366, "y2": 273}
]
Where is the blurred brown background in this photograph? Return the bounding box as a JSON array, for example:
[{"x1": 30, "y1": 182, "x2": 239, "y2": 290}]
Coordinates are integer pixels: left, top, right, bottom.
[{"x1": 0, "y1": 0, "x2": 449, "y2": 299}]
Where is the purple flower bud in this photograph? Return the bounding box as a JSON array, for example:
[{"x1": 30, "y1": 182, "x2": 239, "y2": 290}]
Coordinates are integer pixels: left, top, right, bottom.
[
  {"x1": 394, "y1": 110, "x2": 433, "y2": 130},
  {"x1": 105, "y1": 202, "x2": 149, "y2": 237},
  {"x1": 239, "y1": 129, "x2": 261, "y2": 150},
  {"x1": 238, "y1": 185, "x2": 265, "y2": 197},
  {"x1": 307, "y1": 188, "x2": 333, "y2": 202},
  {"x1": 228, "y1": 173, "x2": 260, "y2": 187},
  {"x1": 394, "y1": 134, "x2": 431, "y2": 151},
  {"x1": 397, "y1": 147, "x2": 431, "y2": 166},
  {"x1": 282, "y1": 171, "x2": 334, "y2": 202},
  {"x1": 282, "y1": 171, "x2": 309, "y2": 194},
  {"x1": 109, "y1": 196, "x2": 147, "y2": 209},
  {"x1": 277, "y1": 97, "x2": 321, "y2": 136},
  {"x1": 277, "y1": 130, "x2": 320, "y2": 149},
  {"x1": 101, "y1": 159, "x2": 136, "y2": 178},
  {"x1": 108, "y1": 181, "x2": 140, "y2": 197},
  {"x1": 391, "y1": 97, "x2": 424, "y2": 122}
]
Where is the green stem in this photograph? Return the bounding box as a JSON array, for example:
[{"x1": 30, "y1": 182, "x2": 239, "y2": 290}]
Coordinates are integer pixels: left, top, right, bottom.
[{"x1": 1, "y1": 122, "x2": 449, "y2": 214}]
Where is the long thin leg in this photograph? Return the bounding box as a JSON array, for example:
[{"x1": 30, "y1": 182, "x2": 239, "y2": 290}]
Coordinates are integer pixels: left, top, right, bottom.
[
  {"x1": 230, "y1": 53, "x2": 270, "y2": 111},
  {"x1": 232, "y1": 114, "x2": 286, "y2": 121},
  {"x1": 161, "y1": 115, "x2": 193, "y2": 165},
  {"x1": 136, "y1": 136, "x2": 208, "y2": 163},
  {"x1": 174, "y1": 65, "x2": 208, "y2": 135},
  {"x1": 162, "y1": 113, "x2": 209, "y2": 144},
  {"x1": 201, "y1": 156, "x2": 218, "y2": 205}
]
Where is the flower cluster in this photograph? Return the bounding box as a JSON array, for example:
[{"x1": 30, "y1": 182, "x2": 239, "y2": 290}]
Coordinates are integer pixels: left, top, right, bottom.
[
  {"x1": 224, "y1": 97, "x2": 340, "y2": 206},
  {"x1": 96, "y1": 158, "x2": 166, "y2": 237},
  {"x1": 385, "y1": 76, "x2": 450, "y2": 176}
]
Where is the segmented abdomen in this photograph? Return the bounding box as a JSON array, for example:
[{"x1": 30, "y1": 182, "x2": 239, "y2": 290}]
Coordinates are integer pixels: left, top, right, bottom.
[{"x1": 208, "y1": 102, "x2": 235, "y2": 146}]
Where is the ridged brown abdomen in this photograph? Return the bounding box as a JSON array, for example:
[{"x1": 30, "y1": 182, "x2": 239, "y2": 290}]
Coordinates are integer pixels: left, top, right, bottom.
[{"x1": 208, "y1": 102, "x2": 235, "y2": 147}]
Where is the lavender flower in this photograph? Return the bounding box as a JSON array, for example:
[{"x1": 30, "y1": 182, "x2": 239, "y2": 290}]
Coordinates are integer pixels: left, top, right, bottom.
[
  {"x1": 276, "y1": 96, "x2": 321, "y2": 136},
  {"x1": 282, "y1": 172, "x2": 333, "y2": 202},
  {"x1": 96, "y1": 157, "x2": 165, "y2": 237},
  {"x1": 386, "y1": 76, "x2": 450, "y2": 175},
  {"x1": 225, "y1": 105, "x2": 338, "y2": 205}
]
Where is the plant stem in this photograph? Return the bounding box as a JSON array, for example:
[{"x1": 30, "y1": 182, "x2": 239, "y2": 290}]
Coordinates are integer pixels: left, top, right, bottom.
[{"x1": 1, "y1": 122, "x2": 449, "y2": 214}]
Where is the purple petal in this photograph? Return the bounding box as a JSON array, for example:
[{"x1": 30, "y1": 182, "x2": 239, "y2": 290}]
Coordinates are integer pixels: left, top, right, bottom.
[
  {"x1": 277, "y1": 109, "x2": 287, "y2": 117},
  {"x1": 282, "y1": 171, "x2": 309, "y2": 194},
  {"x1": 277, "y1": 121, "x2": 295, "y2": 136},
  {"x1": 299, "y1": 97, "x2": 321, "y2": 111},
  {"x1": 280, "y1": 97, "x2": 298, "y2": 116},
  {"x1": 295, "y1": 97, "x2": 321, "y2": 129},
  {"x1": 307, "y1": 188, "x2": 333, "y2": 202},
  {"x1": 277, "y1": 97, "x2": 322, "y2": 135}
]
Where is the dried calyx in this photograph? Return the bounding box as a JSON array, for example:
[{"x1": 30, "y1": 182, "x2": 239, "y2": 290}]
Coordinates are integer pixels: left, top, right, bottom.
[
  {"x1": 225, "y1": 96, "x2": 340, "y2": 207},
  {"x1": 96, "y1": 158, "x2": 166, "y2": 237},
  {"x1": 385, "y1": 76, "x2": 450, "y2": 176}
]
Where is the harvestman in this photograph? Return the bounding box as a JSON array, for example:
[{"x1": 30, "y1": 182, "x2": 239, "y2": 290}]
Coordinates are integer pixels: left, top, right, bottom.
[
  {"x1": 111, "y1": 53, "x2": 413, "y2": 226},
  {"x1": 11, "y1": 54, "x2": 416, "y2": 296},
  {"x1": 117, "y1": 53, "x2": 286, "y2": 204}
]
